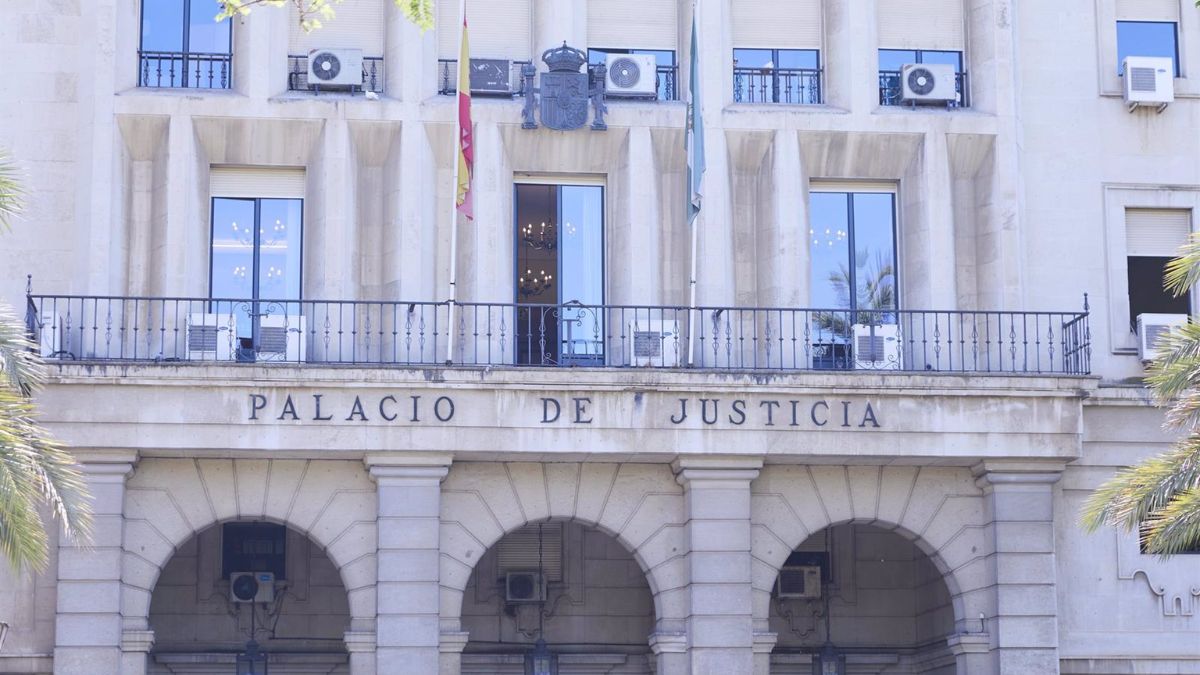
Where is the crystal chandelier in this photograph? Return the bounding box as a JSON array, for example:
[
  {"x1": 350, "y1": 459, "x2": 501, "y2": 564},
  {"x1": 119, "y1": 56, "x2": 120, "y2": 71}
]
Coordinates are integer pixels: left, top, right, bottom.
[{"x1": 518, "y1": 268, "x2": 553, "y2": 298}]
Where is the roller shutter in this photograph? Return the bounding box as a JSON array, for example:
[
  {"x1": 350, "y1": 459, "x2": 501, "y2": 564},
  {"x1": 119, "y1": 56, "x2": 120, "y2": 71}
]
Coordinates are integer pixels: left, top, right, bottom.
[
  {"x1": 877, "y1": 0, "x2": 965, "y2": 51},
  {"x1": 588, "y1": 0, "x2": 677, "y2": 51},
  {"x1": 210, "y1": 167, "x2": 306, "y2": 199},
  {"x1": 1116, "y1": 0, "x2": 1179, "y2": 21},
  {"x1": 437, "y1": 0, "x2": 532, "y2": 60},
  {"x1": 1126, "y1": 208, "x2": 1192, "y2": 257},
  {"x1": 732, "y1": 0, "x2": 822, "y2": 50},
  {"x1": 288, "y1": 0, "x2": 386, "y2": 56}
]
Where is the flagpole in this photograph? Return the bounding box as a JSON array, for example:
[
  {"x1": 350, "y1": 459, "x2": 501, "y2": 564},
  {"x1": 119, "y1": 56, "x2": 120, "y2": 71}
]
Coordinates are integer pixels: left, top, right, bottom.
[
  {"x1": 686, "y1": 0, "x2": 701, "y2": 367},
  {"x1": 445, "y1": 0, "x2": 468, "y2": 365}
]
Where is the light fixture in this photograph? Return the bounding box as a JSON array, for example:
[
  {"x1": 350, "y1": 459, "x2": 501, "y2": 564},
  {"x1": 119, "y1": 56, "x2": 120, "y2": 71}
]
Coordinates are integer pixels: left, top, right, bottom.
[
  {"x1": 812, "y1": 528, "x2": 844, "y2": 675},
  {"x1": 521, "y1": 221, "x2": 557, "y2": 251},
  {"x1": 236, "y1": 639, "x2": 268, "y2": 675},
  {"x1": 518, "y1": 269, "x2": 553, "y2": 298},
  {"x1": 524, "y1": 638, "x2": 557, "y2": 675}
]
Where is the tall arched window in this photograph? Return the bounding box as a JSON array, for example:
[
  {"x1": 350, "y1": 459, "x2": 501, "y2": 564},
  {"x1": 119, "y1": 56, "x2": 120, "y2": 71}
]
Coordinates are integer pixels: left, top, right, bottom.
[{"x1": 139, "y1": 0, "x2": 232, "y2": 89}]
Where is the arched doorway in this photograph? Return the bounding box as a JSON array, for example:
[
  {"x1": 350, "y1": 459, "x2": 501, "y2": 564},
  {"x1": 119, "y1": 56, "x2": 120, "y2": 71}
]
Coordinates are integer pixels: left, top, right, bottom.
[
  {"x1": 768, "y1": 523, "x2": 957, "y2": 674},
  {"x1": 147, "y1": 520, "x2": 351, "y2": 674},
  {"x1": 460, "y1": 519, "x2": 656, "y2": 673}
]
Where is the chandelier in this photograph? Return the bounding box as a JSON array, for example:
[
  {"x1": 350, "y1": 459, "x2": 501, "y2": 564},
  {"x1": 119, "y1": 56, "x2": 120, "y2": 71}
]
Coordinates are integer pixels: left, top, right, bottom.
[
  {"x1": 518, "y1": 268, "x2": 553, "y2": 298},
  {"x1": 521, "y1": 221, "x2": 556, "y2": 251}
]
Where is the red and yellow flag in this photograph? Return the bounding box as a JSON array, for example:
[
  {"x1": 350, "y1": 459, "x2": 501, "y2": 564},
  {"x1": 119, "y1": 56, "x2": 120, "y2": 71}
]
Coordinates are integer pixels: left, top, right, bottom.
[{"x1": 455, "y1": 14, "x2": 474, "y2": 220}]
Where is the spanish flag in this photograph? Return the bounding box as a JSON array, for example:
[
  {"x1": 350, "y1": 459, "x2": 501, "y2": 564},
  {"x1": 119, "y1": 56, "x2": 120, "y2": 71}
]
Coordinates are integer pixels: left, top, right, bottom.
[{"x1": 455, "y1": 10, "x2": 474, "y2": 220}]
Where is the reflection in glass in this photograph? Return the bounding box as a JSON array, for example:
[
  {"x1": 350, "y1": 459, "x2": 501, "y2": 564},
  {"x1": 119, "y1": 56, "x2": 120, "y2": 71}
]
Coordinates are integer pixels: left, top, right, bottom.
[
  {"x1": 514, "y1": 184, "x2": 605, "y2": 366},
  {"x1": 1116, "y1": 21, "x2": 1179, "y2": 76},
  {"x1": 142, "y1": 0, "x2": 233, "y2": 53}
]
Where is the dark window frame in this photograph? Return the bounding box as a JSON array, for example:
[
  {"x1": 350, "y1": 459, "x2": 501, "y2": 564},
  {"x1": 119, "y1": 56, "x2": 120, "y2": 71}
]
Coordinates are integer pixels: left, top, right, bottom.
[
  {"x1": 877, "y1": 49, "x2": 967, "y2": 107},
  {"x1": 732, "y1": 47, "x2": 823, "y2": 104},
  {"x1": 138, "y1": 0, "x2": 234, "y2": 88},
  {"x1": 1116, "y1": 20, "x2": 1181, "y2": 77}
]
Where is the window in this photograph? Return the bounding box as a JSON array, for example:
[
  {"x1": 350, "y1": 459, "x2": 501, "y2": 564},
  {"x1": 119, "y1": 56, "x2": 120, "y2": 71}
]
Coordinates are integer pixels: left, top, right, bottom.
[
  {"x1": 878, "y1": 49, "x2": 966, "y2": 106},
  {"x1": 514, "y1": 183, "x2": 605, "y2": 366},
  {"x1": 809, "y1": 190, "x2": 898, "y2": 369},
  {"x1": 222, "y1": 522, "x2": 287, "y2": 579},
  {"x1": 139, "y1": 0, "x2": 232, "y2": 89},
  {"x1": 1117, "y1": 21, "x2": 1180, "y2": 77},
  {"x1": 1126, "y1": 208, "x2": 1192, "y2": 332},
  {"x1": 210, "y1": 168, "x2": 304, "y2": 362},
  {"x1": 436, "y1": 0, "x2": 532, "y2": 95},
  {"x1": 287, "y1": 0, "x2": 386, "y2": 93},
  {"x1": 588, "y1": 49, "x2": 677, "y2": 101},
  {"x1": 733, "y1": 48, "x2": 822, "y2": 104}
]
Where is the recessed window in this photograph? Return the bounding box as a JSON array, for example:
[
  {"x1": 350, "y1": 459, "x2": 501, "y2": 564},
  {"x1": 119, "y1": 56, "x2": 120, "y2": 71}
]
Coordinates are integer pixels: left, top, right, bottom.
[
  {"x1": 1117, "y1": 21, "x2": 1180, "y2": 77},
  {"x1": 1126, "y1": 208, "x2": 1192, "y2": 332},
  {"x1": 514, "y1": 183, "x2": 605, "y2": 366},
  {"x1": 139, "y1": 0, "x2": 232, "y2": 88},
  {"x1": 222, "y1": 522, "x2": 287, "y2": 579},
  {"x1": 732, "y1": 48, "x2": 822, "y2": 104},
  {"x1": 878, "y1": 49, "x2": 966, "y2": 106},
  {"x1": 588, "y1": 49, "x2": 677, "y2": 100}
]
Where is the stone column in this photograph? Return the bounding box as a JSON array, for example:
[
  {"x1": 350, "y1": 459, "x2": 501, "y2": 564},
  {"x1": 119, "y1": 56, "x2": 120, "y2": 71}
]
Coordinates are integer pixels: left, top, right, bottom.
[
  {"x1": 673, "y1": 456, "x2": 762, "y2": 673},
  {"x1": 533, "y1": 0, "x2": 586, "y2": 67},
  {"x1": 649, "y1": 631, "x2": 688, "y2": 675},
  {"x1": 973, "y1": 461, "x2": 1065, "y2": 674},
  {"x1": 366, "y1": 453, "x2": 452, "y2": 674},
  {"x1": 53, "y1": 451, "x2": 137, "y2": 675}
]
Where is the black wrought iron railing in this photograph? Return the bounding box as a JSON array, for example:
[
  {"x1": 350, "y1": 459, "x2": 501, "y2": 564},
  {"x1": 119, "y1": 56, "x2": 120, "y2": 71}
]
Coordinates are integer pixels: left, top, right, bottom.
[
  {"x1": 138, "y1": 51, "x2": 231, "y2": 89},
  {"x1": 438, "y1": 59, "x2": 532, "y2": 96},
  {"x1": 25, "y1": 293, "x2": 1091, "y2": 375},
  {"x1": 288, "y1": 55, "x2": 384, "y2": 94},
  {"x1": 733, "y1": 67, "x2": 822, "y2": 104},
  {"x1": 879, "y1": 70, "x2": 969, "y2": 107},
  {"x1": 656, "y1": 65, "x2": 678, "y2": 101}
]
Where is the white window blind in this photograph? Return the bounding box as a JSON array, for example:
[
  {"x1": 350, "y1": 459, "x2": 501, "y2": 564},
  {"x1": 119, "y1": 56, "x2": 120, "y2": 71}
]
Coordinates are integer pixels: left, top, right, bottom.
[
  {"x1": 496, "y1": 522, "x2": 563, "y2": 582},
  {"x1": 1116, "y1": 0, "x2": 1179, "y2": 21},
  {"x1": 1126, "y1": 208, "x2": 1192, "y2": 257},
  {"x1": 809, "y1": 180, "x2": 898, "y2": 194},
  {"x1": 732, "y1": 0, "x2": 822, "y2": 50},
  {"x1": 288, "y1": 0, "x2": 385, "y2": 56},
  {"x1": 588, "y1": 0, "x2": 678, "y2": 51},
  {"x1": 877, "y1": 0, "x2": 965, "y2": 51},
  {"x1": 210, "y1": 167, "x2": 306, "y2": 199},
  {"x1": 437, "y1": 0, "x2": 531, "y2": 60}
]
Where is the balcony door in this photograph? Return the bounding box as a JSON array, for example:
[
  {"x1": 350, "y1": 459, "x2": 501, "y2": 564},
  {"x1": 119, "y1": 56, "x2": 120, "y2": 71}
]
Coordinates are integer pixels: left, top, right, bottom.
[
  {"x1": 139, "y1": 0, "x2": 233, "y2": 88},
  {"x1": 514, "y1": 183, "x2": 605, "y2": 366}
]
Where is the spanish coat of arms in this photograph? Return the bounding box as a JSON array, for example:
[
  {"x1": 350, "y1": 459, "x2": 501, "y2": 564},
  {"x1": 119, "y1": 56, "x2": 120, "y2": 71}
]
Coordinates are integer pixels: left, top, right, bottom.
[{"x1": 521, "y1": 43, "x2": 608, "y2": 131}]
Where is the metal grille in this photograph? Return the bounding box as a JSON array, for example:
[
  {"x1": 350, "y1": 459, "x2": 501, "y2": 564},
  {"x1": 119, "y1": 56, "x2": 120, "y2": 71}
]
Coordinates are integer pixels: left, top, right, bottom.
[
  {"x1": 855, "y1": 333, "x2": 885, "y2": 362},
  {"x1": 1130, "y1": 67, "x2": 1158, "y2": 92},
  {"x1": 258, "y1": 325, "x2": 289, "y2": 355},
  {"x1": 187, "y1": 324, "x2": 218, "y2": 352},
  {"x1": 633, "y1": 330, "x2": 664, "y2": 358},
  {"x1": 497, "y1": 522, "x2": 563, "y2": 582}
]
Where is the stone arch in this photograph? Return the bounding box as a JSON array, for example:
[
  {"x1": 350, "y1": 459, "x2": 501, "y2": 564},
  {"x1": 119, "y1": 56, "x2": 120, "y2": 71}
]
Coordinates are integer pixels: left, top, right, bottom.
[
  {"x1": 439, "y1": 462, "x2": 689, "y2": 632},
  {"x1": 120, "y1": 458, "x2": 378, "y2": 634},
  {"x1": 750, "y1": 465, "x2": 989, "y2": 632}
]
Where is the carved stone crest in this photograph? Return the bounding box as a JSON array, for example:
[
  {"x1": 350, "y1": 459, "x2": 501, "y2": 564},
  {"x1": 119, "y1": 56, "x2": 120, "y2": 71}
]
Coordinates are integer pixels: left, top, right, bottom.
[{"x1": 521, "y1": 42, "x2": 608, "y2": 131}]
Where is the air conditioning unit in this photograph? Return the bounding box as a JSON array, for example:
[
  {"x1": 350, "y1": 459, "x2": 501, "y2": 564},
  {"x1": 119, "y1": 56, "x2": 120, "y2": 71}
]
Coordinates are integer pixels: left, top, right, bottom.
[
  {"x1": 469, "y1": 58, "x2": 515, "y2": 95},
  {"x1": 777, "y1": 564, "x2": 822, "y2": 600},
  {"x1": 852, "y1": 323, "x2": 901, "y2": 370},
  {"x1": 605, "y1": 53, "x2": 657, "y2": 98},
  {"x1": 257, "y1": 315, "x2": 306, "y2": 362},
  {"x1": 307, "y1": 48, "x2": 364, "y2": 87},
  {"x1": 629, "y1": 319, "x2": 681, "y2": 367},
  {"x1": 900, "y1": 63, "x2": 958, "y2": 104},
  {"x1": 186, "y1": 313, "x2": 236, "y2": 361},
  {"x1": 505, "y1": 571, "x2": 546, "y2": 603},
  {"x1": 1123, "y1": 56, "x2": 1174, "y2": 112},
  {"x1": 229, "y1": 571, "x2": 275, "y2": 604},
  {"x1": 38, "y1": 312, "x2": 63, "y2": 359},
  {"x1": 1137, "y1": 313, "x2": 1187, "y2": 362}
]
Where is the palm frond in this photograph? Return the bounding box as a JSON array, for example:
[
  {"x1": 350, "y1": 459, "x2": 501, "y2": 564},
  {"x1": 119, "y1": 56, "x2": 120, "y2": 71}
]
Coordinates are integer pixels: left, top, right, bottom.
[
  {"x1": 1143, "y1": 322, "x2": 1200, "y2": 407},
  {"x1": 0, "y1": 303, "x2": 43, "y2": 397},
  {"x1": 1140, "y1": 487, "x2": 1200, "y2": 556},
  {"x1": 1163, "y1": 234, "x2": 1200, "y2": 298},
  {"x1": 1080, "y1": 432, "x2": 1200, "y2": 534},
  {"x1": 0, "y1": 150, "x2": 24, "y2": 232}
]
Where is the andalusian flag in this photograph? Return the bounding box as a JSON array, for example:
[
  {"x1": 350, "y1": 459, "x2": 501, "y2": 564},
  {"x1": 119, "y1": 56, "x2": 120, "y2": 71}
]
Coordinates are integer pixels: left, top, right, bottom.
[
  {"x1": 455, "y1": 9, "x2": 474, "y2": 220},
  {"x1": 686, "y1": 8, "x2": 704, "y2": 227}
]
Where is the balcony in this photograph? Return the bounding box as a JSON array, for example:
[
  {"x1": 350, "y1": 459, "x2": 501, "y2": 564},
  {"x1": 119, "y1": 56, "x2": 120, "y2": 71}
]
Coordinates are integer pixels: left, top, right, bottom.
[
  {"x1": 878, "y1": 70, "x2": 969, "y2": 107},
  {"x1": 287, "y1": 54, "x2": 384, "y2": 94},
  {"x1": 733, "y1": 67, "x2": 822, "y2": 105},
  {"x1": 25, "y1": 294, "x2": 1091, "y2": 375},
  {"x1": 437, "y1": 59, "x2": 532, "y2": 96},
  {"x1": 138, "y1": 51, "x2": 231, "y2": 89}
]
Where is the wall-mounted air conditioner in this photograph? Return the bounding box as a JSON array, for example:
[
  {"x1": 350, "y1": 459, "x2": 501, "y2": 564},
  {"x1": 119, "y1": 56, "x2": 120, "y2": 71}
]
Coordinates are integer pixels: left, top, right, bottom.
[
  {"x1": 257, "y1": 315, "x2": 306, "y2": 363},
  {"x1": 307, "y1": 48, "x2": 364, "y2": 87},
  {"x1": 852, "y1": 323, "x2": 901, "y2": 370},
  {"x1": 605, "y1": 54, "x2": 657, "y2": 98},
  {"x1": 1137, "y1": 313, "x2": 1187, "y2": 362},
  {"x1": 186, "y1": 313, "x2": 236, "y2": 361},
  {"x1": 900, "y1": 63, "x2": 957, "y2": 104},
  {"x1": 230, "y1": 571, "x2": 276, "y2": 604},
  {"x1": 629, "y1": 319, "x2": 681, "y2": 367},
  {"x1": 776, "y1": 564, "x2": 822, "y2": 599},
  {"x1": 505, "y1": 571, "x2": 546, "y2": 603},
  {"x1": 469, "y1": 58, "x2": 515, "y2": 95},
  {"x1": 1123, "y1": 56, "x2": 1174, "y2": 112}
]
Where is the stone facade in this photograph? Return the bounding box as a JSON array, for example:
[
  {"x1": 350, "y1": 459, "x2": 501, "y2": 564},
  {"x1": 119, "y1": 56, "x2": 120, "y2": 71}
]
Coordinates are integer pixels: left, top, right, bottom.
[{"x1": 1, "y1": 0, "x2": 1199, "y2": 674}]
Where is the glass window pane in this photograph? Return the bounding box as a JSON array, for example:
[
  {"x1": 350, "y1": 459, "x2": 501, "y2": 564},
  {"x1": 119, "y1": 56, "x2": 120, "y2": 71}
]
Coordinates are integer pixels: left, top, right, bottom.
[
  {"x1": 777, "y1": 49, "x2": 819, "y2": 70},
  {"x1": 851, "y1": 193, "x2": 897, "y2": 314},
  {"x1": 189, "y1": 0, "x2": 231, "y2": 54},
  {"x1": 1117, "y1": 21, "x2": 1179, "y2": 76},
  {"x1": 809, "y1": 193, "x2": 852, "y2": 311},
  {"x1": 559, "y1": 186, "x2": 605, "y2": 361},
  {"x1": 210, "y1": 198, "x2": 256, "y2": 338},
  {"x1": 734, "y1": 48, "x2": 775, "y2": 69},
  {"x1": 918, "y1": 50, "x2": 962, "y2": 70},
  {"x1": 878, "y1": 49, "x2": 917, "y2": 71},
  {"x1": 256, "y1": 199, "x2": 303, "y2": 301},
  {"x1": 141, "y1": 0, "x2": 185, "y2": 51}
]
